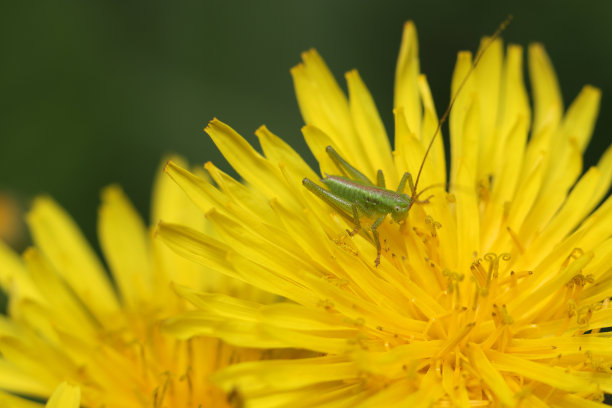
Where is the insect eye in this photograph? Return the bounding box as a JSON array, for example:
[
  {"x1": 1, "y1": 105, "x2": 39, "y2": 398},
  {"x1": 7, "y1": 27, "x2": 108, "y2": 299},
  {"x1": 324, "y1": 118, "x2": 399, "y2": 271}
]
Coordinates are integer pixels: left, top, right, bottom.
[{"x1": 394, "y1": 206, "x2": 400, "y2": 212}]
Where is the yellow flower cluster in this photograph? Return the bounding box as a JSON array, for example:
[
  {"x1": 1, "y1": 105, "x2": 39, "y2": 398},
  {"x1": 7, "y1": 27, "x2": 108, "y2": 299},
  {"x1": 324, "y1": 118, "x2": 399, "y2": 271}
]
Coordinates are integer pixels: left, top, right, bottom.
[{"x1": 1, "y1": 20, "x2": 611, "y2": 408}]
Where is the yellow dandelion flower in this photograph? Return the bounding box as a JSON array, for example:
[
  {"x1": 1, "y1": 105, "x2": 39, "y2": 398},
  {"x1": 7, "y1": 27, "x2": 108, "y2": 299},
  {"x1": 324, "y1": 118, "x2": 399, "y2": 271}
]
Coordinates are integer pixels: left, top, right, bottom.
[
  {"x1": 0, "y1": 158, "x2": 272, "y2": 407},
  {"x1": 159, "y1": 21, "x2": 612, "y2": 407}
]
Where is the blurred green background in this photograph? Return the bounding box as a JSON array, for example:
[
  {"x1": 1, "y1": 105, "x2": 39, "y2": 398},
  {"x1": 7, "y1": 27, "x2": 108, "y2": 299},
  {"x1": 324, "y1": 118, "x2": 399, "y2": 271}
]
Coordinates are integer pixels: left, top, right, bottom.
[{"x1": 1, "y1": 0, "x2": 611, "y2": 250}]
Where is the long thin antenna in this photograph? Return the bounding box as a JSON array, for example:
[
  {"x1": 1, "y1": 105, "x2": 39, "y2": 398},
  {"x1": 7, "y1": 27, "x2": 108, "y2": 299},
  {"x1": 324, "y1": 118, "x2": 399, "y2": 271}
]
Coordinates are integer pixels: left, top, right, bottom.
[{"x1": 411, "y1": 15, "x2": 513, "y2": 197}]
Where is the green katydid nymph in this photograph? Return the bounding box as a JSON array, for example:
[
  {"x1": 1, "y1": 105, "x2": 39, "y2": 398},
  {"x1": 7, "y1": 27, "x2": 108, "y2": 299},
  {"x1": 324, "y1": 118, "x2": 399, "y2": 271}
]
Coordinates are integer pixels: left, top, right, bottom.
[
  {"x1": 303, "y1": 147, "x2": 425, "y2": 267},
  {"x1": 303, "y1": 17, "x2": 512, "y2": 267}
]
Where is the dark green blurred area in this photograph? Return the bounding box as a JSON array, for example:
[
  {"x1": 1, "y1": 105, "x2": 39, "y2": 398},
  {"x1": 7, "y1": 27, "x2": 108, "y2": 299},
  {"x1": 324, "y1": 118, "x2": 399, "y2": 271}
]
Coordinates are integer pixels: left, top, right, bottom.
[{"x1": 1, "y1": 0, "x2": 612, "y2": 249}]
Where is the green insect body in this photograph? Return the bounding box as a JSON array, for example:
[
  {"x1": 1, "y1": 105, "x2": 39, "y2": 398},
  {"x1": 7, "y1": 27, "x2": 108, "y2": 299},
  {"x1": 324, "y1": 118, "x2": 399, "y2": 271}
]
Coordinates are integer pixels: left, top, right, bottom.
[{"x1": 303, "y1": 146, "x2": 417, "y2": 267}]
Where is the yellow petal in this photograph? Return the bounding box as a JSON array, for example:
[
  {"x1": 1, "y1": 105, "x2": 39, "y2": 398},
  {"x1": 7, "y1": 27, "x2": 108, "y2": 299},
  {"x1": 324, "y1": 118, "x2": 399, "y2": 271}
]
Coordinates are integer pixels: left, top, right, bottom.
[
  {"x1": 346, "y1": 69, "x2": 395, "y2": 185},
  {"x1": 392, "y1": 107, "x2": 425, "y2": 181},
  {"x1": 45, "y1": 382, "x2": 80, "y2": 408},
  {"x1": 489, "y1": 349, "x2": 612, "y2": 393},
  {"x1": 493, "y1": 45, "x2": 530, "y2": 179},
  {"x1": 163, "y1": 160, "x2": 223, "y2": 214},
  {"x1": 22, "y1": 248, "x2": 97, "y2": 340},
  {"x1": 0, "y1": 389, "x2": 45, "y2": 408},
  {"x1": 560, "y1": 85, "x2": 601, "y2": 153},
  {"x1": 98, "y1": 185, "x2": 153, "y2": 308},
  {"x1": 205, "y1": 118, "x2": 299, "y2": 208},
  {"x1": 157, "y1": 222, "x2": 311, "y2": 303},
  {"x1": 417, "y1": 74, "x2": 446, "y2": 187},
  {"x1": 211, "y1": 356, "x2": 358, "y2": 394},
  {"x1": 528, "y1": 43, "x2": 563, "y2": 137},
  {"x1": 473, "y1": 37, "x2": 503, "y2": 178},
  {"x1": 549, "y1": 392, "x2": 612, "y2": 408},
  {"x1": 394, "y1": 21, "x2": 421, "y2": 137},
  {"x1": 466, "y1": 343, "x2": 515, "y2": 406},
  {"x1": 150, "y1": 157, "x2": 209, "y2": 293},
  {"x1": 26, "y1": 197, "x2": 119, "y2": 322},
  {"x1": 292, "y1": 50, "x2": 364, "y2": 169},
  {"x1": 0, "y1": 241, "x2": 42, "y2": 303},
  {"x1": 256, "y1": 125, "x2": 319, "y2": 183},
  {"x1": 0, "y1": 358, "x2": 53, "y2": 398},
  {"x1": 449, "y1": 51, "x2": 475, "y2": 186},
  {"x1": 151, "y1": 155, "x2": 209, "y2": 230}
]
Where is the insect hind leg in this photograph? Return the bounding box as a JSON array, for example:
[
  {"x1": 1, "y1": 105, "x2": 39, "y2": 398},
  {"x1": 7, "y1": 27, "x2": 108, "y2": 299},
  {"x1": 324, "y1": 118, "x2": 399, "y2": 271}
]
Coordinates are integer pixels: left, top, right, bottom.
[{"x1": 325, "y1": 146, "x2": 374, "y2": 186}]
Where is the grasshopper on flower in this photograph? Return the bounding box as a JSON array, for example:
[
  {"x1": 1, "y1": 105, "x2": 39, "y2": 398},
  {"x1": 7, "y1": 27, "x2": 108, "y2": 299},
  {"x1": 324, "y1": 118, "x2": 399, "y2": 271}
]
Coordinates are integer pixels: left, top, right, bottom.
[
  {"x1": 303, "y1": 146, "x2": 425, "y2": 267},
  {"x1": 302, "y1": 17, "x2": 513, "y2": 267}
]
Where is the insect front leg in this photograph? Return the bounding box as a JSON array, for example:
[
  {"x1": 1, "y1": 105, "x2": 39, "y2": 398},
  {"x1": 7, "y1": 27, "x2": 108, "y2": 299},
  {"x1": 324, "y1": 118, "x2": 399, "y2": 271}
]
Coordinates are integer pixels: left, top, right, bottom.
[
  {"x1": 396, "y1": 172, "x2": 414, "y2": 195},
  {"x1": 371, "y1": 215, "x2": 386, "y2": 267},
  {"x1": 376, "y1": 170, "x2": 386, "y2": 188},
  {"x1": 397, "y1": 172, "x2": 432, "y2": 204}
]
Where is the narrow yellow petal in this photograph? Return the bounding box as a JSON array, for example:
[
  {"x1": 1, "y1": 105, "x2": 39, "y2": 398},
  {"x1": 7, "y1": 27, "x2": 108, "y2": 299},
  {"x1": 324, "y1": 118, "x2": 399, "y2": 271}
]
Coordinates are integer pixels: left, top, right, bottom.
[
  {"x1": 466, "y1": 343, "x2": 515, "y2": 406},
  {"x1": 247, "y1": 383, "x2": 363, "y2": 408},
  {"x1": 151, "y1": 155, "x2": 208, "y2": 230},
  {"x1": 255, "y1": 125, "x2": 319, "y2": 183},
  {"x1": 394, "y1": 21, "x2": 421, "y2": 137},
  {"x1": 519, "y1": 138, "x2": 581, "y2": 245},
  {"x1": 550, "y1": 392, "x2": 612, "y2": 408},
  {"x1": 302, "y1": 124, "x2": 339, "y2": 177},
  {"x1": 501, "y1": 155, "x2": 544, "y2": 242},
  {"x1": 449, "y1": 51, "x2": 475, "y2": 186},
  {"x1": 22, "y1": 248, "x2": 97, "y2": 339},
  {"x1": 204, "y1": 161, "x2": 279, "y2": 224},
  {"x1": 417, "y1": 74, "x2": 446, "y2": 186},
  {"x1": 489, "y1": 349, "x2": 611, "y2": 393},
  {"x1": 528, "y1": 43, "x2": 563, "y2": 137},
  {"x1": 392, "y1": 107, "x2": 426, "y2": 181},
  {"x1": 157, "y1": 222, "x2": 313, "y2": 303},
  {"x1": 211, "y1": 356, "x2": 358, "y2": 394},
  {"x1": 291, "y1": 50, "x2": 364, "y2": 169},
  {"x1": 522, "y1": 167, "x2": 601, "y2": 266},
  {"x1": 509, "y1": 250, "x2": 594, "y2": 319},
  {"x1": 346, "y1": 69, "x2": 395, "y2": 185},
  {"x1": 98, "y1": 185, "x2": 153, "y2": 308},
  {"x1": 205, "y1": 119, "x2": 298, "y2": 208},
  {"x1": 26, "y1": 197, "x2": 119, "y2": 321},
  {"x1": 356, "y1": 380, "x2": 415, "y2": 408},
  {"x1": 560, "y1": 85, "x2": 601, "y2": 153},
  {"x1": 0, "y1": 241, "x2": 42, "y2": 303},
  {"x1": 150, "y1": 157, "x2": 210, "y2": 293},
  {"x1": 401, "y1": 368, "x2": 446, "y2": 407},
  {"x1": 163, "y1": 310, "x2": 287, "y2": 348},
  {"x1": 474, "y1": 37, "x2": 503, "y2": 178},
  {"x1": 0, "y1": 359, "x2": 52, "y2": 397},
  {"x1": 45, "y1": 382, "x2": 80, "y2": 408},
  {"x1": 482, "y1": 115, "x2": 528, "y2": 248},
  {"x1": 454, "y1": 161, "x2": 480, "y2": 271},
  {"x1": 0, "y1": 390, "x2": 44, "y2": 408},
  {"x1": 163, "y1": 160, "x2": 223, "y2": 214},
  {"x1": 508, "y1": 336, "x2": 612, "y2": 359},
  {"x1": 589, "y1": 144, "x2": 612, "y2": 209}
]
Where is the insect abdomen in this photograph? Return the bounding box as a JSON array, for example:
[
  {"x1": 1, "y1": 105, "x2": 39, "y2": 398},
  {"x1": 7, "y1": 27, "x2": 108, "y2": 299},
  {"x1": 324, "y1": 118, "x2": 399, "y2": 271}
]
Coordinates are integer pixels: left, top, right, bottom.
[{"x1": 322, "y1": 175, "x2": 396, "y2": 214}]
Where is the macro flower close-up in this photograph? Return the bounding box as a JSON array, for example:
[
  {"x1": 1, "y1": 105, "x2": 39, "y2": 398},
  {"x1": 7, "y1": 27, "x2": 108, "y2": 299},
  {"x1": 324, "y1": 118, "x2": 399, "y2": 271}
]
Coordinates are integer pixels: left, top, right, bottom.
[
  {"x1": 0, "y1": 159, "x2": 277, "y2": 407},
  {"x1": 158, "y1": 21, "x2": 612, "y2": 407}
]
